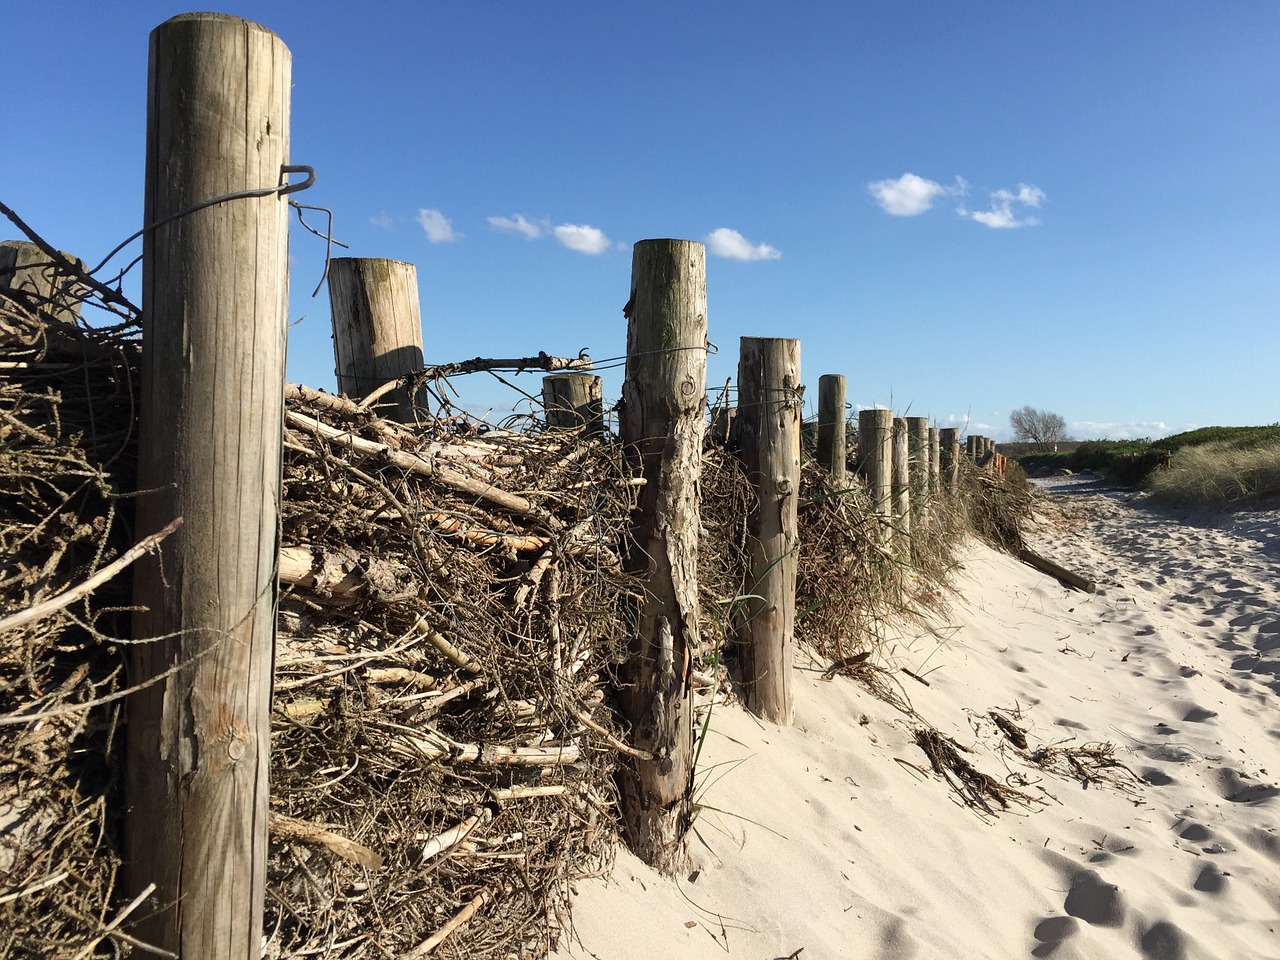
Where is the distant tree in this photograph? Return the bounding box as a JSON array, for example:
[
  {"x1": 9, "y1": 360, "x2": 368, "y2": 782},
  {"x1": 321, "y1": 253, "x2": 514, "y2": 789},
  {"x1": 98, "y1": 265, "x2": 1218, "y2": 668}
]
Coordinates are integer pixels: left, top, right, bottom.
[{"x1": 1009, "y1": 406, "x2": 1068, "y2": 450}]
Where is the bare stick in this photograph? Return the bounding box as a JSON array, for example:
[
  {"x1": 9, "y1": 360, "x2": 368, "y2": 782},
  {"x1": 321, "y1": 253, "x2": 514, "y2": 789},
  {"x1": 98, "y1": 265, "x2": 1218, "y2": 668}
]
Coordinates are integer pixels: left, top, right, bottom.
[
  {"x1": 399, "y1": 886, "x2": 500, "y2": 959},
  {"x1": 68, "y1": 883, "x2": 159, "y2": 960},
  {"x1": 0, "y1": 518, "x2": 182, "y2": 634}
]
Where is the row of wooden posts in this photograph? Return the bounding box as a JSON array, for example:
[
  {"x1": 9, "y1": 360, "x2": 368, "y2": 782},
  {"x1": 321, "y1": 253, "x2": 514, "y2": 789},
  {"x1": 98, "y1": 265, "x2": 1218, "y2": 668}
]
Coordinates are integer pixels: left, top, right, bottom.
[
  {"x1": 325, "y1": 241, "x2": 1005, "y2": 870},
  {"x1": 1, "y1": 12, "x2": 1007, "y2": 955}
]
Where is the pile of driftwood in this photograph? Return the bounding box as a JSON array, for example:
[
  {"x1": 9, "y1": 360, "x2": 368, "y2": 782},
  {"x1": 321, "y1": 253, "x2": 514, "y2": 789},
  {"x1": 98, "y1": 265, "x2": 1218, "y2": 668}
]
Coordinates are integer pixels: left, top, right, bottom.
[
  {"x1": 1, "y1": 271, "x2": 142, "y2": 959},
  {"x1": 267, "y1": 382, "x2": 641, "y2": 959}
]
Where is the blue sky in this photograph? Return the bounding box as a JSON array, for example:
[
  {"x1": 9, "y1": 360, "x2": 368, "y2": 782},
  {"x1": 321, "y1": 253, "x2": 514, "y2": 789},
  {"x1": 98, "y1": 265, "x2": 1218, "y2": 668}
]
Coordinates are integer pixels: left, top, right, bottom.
[{"x1": 5, "y1": 2, "x2": 1277, "y2": 440}]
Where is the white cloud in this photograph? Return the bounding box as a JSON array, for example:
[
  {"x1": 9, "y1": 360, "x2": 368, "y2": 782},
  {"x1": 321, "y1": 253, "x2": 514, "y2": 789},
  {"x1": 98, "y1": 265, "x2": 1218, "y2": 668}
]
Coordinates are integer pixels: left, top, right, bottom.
[
  {"x1": 368, "y1": 211, "x2": 394, "y2": 229},
  {"x1": 416, "y1": 208, "x2": 458, "y2": 243},
  {"x1": 488, "y1": 213, "x2": 542, "y2": 239},
  {"x1": 553, "y1": 223, "x2": 611, "y2": 255},
  {"x1": 959, "y1": 183, "x2": 1046, "y2": 229},
  {"x1": 705, "y1": 227, "x2": 781, "y2": 261},
  {"x1": 1070, "y1": 420, "x2": 1170, "y2": 441},
  {"x1": 867, "y1": 173, "x2": 968, "y2": 216}
]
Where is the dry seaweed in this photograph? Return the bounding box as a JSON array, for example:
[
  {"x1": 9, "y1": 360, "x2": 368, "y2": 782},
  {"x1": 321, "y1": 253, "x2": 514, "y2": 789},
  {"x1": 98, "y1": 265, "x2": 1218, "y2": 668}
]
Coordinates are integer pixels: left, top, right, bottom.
[{"x1": 912, "y1": 728, "x2": 1041, "y2": 817}]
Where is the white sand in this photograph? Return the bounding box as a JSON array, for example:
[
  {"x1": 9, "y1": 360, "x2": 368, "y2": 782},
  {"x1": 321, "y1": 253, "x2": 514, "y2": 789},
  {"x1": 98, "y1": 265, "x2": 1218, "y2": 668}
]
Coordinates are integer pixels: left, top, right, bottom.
[{"x1": 553, "y1": 478, "x2": 1280, "y2": 960}]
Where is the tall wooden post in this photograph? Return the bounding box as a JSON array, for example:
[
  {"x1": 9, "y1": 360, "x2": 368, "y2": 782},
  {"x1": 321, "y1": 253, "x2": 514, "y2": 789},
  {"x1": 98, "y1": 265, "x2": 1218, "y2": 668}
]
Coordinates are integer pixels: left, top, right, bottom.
[
  {"x1": 816, "y1": 374, "x2": 846, "y2": 487},
  {"x1": 737, "y1": 337, "x2": 801, "y2": 725},
  {"x1": 892, "y1": 417, "x2": 911, "y2": 546},
  {"x1": 928, "y1": 426, "x2": 941, "y2": 498},
  {"x1": 906, "y1": 416, "x2": 930, "y2": 522},
  {"x1": 618, "y1": 239, "x2": 706, "y2": 874},
  {"x1": 966, "y1": 435, "x2": 979, "y2": 462},
  {"x1": 126, "y1": 13, "x2": 289, "y2": 958},
  {"x1": 857, "y1": 408, "x2": 893, "y2": 544},
  {"x1": 329, "y1": 257, "x2": 424, "y2": 421},
  {"x1": 542, "y1": 372, "x2": 604, "y2": 434},
  {"x1": 939, "y1": 427, "x2": 961, "y2": 493}
]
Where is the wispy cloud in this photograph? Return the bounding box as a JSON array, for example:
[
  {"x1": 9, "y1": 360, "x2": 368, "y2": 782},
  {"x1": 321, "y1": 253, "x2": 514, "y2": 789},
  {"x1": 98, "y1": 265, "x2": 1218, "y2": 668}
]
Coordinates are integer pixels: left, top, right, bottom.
[
  {"x1": 416, "y1": 208, "x2": 458, "y2": 243},
  {"x1": 959, "y1": 183, "x2": 1046, "y2": 229},
  {"x1": 867, "y1": 173, "x2": 966, "y2": 216},
  {"x1": 553, "y1": 223, "x2": 611, "y2": 255},
  {"x1": 705, "y1": 227, "x2": 781, "y2": 261},
  {"x1": 369, "y1": 211, "x2": 394, "y2": 230},
  {"x1": 488, "y1": 213, "x2": 543, "y2": 240}
]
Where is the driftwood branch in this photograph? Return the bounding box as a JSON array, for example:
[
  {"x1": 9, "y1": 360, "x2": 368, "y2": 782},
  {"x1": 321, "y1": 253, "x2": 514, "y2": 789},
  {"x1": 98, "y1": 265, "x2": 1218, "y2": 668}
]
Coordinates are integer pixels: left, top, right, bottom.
[
  {"x1": 1018, "y1": 547, "x2": 1096, "y2": 593},
  {"x1": 269, "y1": 812, "x2": 383, "y2": 870}
]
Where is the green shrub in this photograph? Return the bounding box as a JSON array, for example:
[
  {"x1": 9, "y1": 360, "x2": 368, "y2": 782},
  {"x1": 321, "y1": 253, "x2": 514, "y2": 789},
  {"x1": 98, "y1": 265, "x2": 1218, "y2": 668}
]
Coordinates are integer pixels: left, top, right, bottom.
[{"x1": 1153, "y1": 424, "x2": 1280, "y2": 455}]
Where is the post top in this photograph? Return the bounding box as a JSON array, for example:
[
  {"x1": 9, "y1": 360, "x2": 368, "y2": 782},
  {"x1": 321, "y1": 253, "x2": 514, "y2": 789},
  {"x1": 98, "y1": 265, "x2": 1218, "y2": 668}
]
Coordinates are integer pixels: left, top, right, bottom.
[{"x1": 157, "y1": 11, "x2": 282, "y2": 41}]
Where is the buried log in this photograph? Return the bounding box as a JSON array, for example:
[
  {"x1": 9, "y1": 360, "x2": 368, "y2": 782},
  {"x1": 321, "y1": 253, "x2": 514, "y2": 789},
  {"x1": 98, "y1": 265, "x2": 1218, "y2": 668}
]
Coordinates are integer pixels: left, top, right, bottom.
[{"x1": 1018, "y1": 547, "x2": 1097, "y2": 593}]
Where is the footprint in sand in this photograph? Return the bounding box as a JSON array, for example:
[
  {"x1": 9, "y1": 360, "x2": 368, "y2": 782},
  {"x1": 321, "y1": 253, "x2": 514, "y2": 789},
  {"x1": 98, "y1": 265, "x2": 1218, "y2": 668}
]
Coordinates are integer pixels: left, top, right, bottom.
[
  {"x1": 1193, "y1": 862, "x2": 1228, "y2": 894},
  {"x1": 1181, "y1": 705, "x2": 1217, "y2": 722},
  {"x1": 1029, "y1": 915, "x2": 1080, "y2": 958},
  {"x1": 1215, "y1": 767, "x2": 1279, "y2": 804},
  {"x1": 1139, "y1": 920, "x2": 1190, "y2": 960},
  {"x1": 1141, "y1": 766, "x2": 1175, "y2": 786},
  {"x1": 1062, "y1": 869, "x2": 1126, "y2": 927},
  {"x1": 1176, "y1": 821, "x2": 1212, "y2": 843}
]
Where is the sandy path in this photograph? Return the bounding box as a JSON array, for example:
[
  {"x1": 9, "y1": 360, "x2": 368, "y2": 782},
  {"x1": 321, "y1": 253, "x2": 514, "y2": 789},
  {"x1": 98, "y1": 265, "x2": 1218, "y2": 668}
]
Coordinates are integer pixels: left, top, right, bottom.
[{"x1": 553, "y1": 481, "x2": 1280, "y2": 960}]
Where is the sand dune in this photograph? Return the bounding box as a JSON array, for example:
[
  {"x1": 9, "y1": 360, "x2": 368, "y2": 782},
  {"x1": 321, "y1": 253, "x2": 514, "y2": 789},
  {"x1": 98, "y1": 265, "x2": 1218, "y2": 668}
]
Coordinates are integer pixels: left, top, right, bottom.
[{"x1": 553, "y1": 477, "x2": 1280, "y2": 960}]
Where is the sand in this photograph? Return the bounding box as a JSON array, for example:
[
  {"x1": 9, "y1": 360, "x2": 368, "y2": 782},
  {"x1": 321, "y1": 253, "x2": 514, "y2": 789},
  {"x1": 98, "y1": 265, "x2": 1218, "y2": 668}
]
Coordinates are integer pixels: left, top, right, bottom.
[{"x1": 552, "y1": 477, "x2": 1280, "y2": 960}]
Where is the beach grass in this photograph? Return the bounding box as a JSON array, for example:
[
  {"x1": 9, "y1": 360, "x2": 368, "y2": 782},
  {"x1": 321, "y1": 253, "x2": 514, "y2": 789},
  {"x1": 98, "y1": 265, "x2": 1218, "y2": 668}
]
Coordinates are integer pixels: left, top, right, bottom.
[{"x1": 1149, "y1": 438, "x2": 1280, "y2": 505}]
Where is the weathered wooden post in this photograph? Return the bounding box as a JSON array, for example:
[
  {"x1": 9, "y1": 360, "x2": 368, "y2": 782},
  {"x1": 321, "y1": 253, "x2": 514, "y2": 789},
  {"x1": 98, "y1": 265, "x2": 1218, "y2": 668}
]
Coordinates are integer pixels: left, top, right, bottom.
[
  {"x1": 542, "y1": 372, "x2": 604, "y2": 434},
  {"x1": 816, "y1": 373, "x2": 847, "y2": 487},
  {"x1": 0, "y1": 240, "x2": 85, "y2": 328},
  {"x1": 966, "y1": 435, "x2": 979, "y2": 462},
  {"x1": 892, "y1": 417, "x2": 911, "y2": 546},
  {"x1": 618, "y1": 239, "x2": 706, "y2": 874},
  {"x1": 928, "y1": 426, "x2": 941, "y2": 497},
  {"x1": 328, "y1": 256, "x2": 424, "y2": 421},
  {"x1": 737, "y1": 337, "x2": 801, "y2": 724},
  {"x1": 906, "y1": 416, "x2": 930, "y2": 523},
  {"x1": 126, "y1": 13, "x2": 289, "y2": 958},
  {"x1": 858, "y1": 408, "x2": 894, "y2": 544},
  {"x1": 939, "y1": 427, "x2": 961, "y2": 493}
]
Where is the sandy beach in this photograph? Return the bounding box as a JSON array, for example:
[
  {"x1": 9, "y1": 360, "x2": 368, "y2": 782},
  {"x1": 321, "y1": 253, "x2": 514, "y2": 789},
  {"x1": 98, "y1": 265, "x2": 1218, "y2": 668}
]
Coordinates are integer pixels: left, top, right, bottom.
[{"x1": 553, "y1": 477, "x2": 1280, "y2": 960}]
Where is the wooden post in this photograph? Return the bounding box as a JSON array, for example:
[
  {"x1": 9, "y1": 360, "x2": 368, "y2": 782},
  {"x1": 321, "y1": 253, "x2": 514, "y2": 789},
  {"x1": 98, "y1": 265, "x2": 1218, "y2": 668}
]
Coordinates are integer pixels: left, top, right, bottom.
[
  {"x1": 815, "y1": 374, "x2": 846, "y2": 487},
  {"x1": 617, "y1": 239, "x2": 707, "y2": 874},
  {"x1": 328, "y1": 257, "x2": 424, "y2": 421},
  {"x1": 928, "y1": 426, "x2": 941, "y2": 498},
  {"x1": 126, "y1": 14, "x2": 289, "y2": 958},
  {"x1": 857, "y1": 408, "x2": 893, "y2": 544},
  {"x1": 939, "y1": 427, "x2": 961, "y2": 493},
  {"x1": 892, "y1": 417, "x2": 911, "y2": 546},
  {"x1": 542, "y1": 372, "x2": 604, "y2": 434},
  {"x1": 0, "y1": 239, "x2": 85, "y2": 328},
  {"x1": 906, "y1": 416, "x2": 930, "y2": 523},
  {"x1": 736, "y1": 337, "x2": 801, "y2": 725},
  {"x1": 966, "y1": 435, "x2": 979, "y2": 462}
]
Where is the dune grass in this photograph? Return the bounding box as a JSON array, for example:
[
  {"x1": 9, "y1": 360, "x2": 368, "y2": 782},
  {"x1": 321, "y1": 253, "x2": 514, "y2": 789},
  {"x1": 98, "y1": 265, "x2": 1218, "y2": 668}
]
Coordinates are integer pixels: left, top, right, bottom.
[{"x1": 1149, "y1": 439, "x2": 1280, "y2": 505}]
